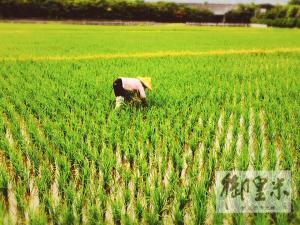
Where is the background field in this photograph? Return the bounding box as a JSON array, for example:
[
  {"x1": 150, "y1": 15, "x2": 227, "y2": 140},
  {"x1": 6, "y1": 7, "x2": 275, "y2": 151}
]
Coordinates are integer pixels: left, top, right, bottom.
[{"x1": 0, "y1": 23, "x2": 299, "y2": 224}]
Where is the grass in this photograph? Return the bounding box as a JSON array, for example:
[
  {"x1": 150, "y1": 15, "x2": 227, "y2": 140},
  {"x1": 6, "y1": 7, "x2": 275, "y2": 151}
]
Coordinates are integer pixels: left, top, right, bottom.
[{"x1": 0, "y1": 22, "x2": 299, "y2": 224}]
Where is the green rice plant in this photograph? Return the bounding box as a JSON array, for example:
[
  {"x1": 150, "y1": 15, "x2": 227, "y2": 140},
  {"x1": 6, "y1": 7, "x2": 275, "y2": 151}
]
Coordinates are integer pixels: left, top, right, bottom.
[{"x1": 0, "y1": 23, "x2": 299, "y2": 224}]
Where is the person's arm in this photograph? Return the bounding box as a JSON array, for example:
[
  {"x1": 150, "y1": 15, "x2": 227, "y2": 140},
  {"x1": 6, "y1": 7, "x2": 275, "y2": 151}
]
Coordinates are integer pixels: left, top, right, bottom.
[
  {"x1": 137, "y1": 83, "x2": 148, "y2": 106},
  {"x1": 137, "y1": 82, "x2": 146, "y2": 100}
]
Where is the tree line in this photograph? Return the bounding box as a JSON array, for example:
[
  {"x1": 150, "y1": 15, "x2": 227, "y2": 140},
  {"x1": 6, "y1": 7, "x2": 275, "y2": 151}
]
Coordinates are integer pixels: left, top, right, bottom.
[
  {"x1": 0, "y1": 0, "x2": 299, "y2": 27},
  {"x1": 0, "y1": 0, "x2": 215, "y2": 23},
  {"x1": 253, "y1": 2, "x2": 300, "y2": 28}
]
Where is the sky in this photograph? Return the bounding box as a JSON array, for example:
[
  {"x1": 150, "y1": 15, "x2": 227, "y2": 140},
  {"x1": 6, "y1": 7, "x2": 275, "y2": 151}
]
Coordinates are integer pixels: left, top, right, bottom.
[{"x1": 145, "y1": 0, "x2": 289, "y2": 4}]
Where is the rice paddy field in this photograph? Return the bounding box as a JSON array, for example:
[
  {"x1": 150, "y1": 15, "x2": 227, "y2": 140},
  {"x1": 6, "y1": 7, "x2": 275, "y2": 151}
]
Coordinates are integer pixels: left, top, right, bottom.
[{"x1": 0, "y1": 23, "x2": 299, "y2": 224}]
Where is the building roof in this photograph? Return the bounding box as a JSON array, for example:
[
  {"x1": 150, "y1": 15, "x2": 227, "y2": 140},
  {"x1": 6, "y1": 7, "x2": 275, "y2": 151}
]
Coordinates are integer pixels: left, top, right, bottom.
[{"x1": 186, "y1": 3, "x2": 237, "y2": 15}]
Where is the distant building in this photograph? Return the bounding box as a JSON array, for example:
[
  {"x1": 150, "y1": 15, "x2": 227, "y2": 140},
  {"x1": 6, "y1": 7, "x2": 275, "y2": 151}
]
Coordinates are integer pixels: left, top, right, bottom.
[
  {"x1": 187, "y1": 3, "x2": 237, "y2": 16},
  {"x1": 184, "y1": 3, "x2": 237, "y2": 22},
  {"x1": 259, "y1": 8, "x2": 267, "y2": 13}
]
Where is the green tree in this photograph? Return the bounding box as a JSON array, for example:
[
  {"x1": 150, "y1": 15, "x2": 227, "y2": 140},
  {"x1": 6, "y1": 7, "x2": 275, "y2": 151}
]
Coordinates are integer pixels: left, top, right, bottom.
[{"x1": 289, "y1": 0, "x2": 300, "y2": 5}]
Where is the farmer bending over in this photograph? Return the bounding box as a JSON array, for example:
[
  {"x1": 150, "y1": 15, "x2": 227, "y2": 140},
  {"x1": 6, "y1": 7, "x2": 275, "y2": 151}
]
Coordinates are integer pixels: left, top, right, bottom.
[{"x1": 113, "y1": 77, "x2": 152, "y2": 108}]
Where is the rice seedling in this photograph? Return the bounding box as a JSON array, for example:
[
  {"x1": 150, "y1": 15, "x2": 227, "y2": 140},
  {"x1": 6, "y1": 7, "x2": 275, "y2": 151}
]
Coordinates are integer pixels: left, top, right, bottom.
[{"x1": 0, "y1": 23, "x2": 299, "y2": 224}]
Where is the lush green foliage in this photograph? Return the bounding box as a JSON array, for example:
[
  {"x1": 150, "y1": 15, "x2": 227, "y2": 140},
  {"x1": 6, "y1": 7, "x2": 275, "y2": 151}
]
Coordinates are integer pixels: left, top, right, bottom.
[
  {"x1": 289, "y1": 0, "x2": 300, "y2": 5},
  {"x1": 223, "y1": 3, "x2": 300, "y2": 26},
  {"x1": 253, "y1": 4, "x2": 300, "y2": 27},
  {"x1": 0, "y1": 0, "x2": 214, "y2": 22},
  {"x1": 1, "y1": 0, "x2": 300, "y2": 26},
  {"x1": 0, "y1": 23, "x2": 299, "y2": 224}
]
